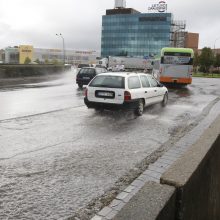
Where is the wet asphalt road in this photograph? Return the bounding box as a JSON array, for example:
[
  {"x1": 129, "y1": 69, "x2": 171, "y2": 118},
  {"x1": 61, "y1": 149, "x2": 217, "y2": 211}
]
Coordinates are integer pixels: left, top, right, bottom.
[{"x1": 0, "y1": 69, "x2": 220, "y2": 219}]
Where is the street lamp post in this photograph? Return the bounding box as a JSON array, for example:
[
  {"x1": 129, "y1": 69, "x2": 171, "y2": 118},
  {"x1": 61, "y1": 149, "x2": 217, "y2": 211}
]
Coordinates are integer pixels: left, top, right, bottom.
[{"x1": 56, "y1": 33, "x2": 65, "y2": 64}]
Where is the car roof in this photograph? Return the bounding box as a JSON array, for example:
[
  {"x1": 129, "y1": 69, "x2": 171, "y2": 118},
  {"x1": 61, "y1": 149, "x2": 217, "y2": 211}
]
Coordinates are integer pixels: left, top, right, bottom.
[
  {"x1": 98, "y1": 72, "x2": 151, "y2": 77},
  {"x1": 80, "y1": 67, "x2": 105, "y2": 70},
  {"x1": 80, "y1": 67, "x2": 95, "y2": 69}
]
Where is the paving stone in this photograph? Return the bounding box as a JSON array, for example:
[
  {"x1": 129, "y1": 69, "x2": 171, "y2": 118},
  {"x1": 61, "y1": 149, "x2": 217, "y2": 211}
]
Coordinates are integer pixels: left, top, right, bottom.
[
  {"x1": 122, "y1": 192, "x2": 134, "y2": 203},
  {"x1": 164, "y1": 151, "x2": 181, "y2": 158},
  {"x1": 98, "y1": 207, "x2": 113, "y2": 217},
  {"x1": 162, "y1": 155, "x2": 177, "y2": 162},
  {"x1": 157, "y1": 158, "x2": 174, "y2": 165},
  {"x1": 112, "y1": 201, "x2": 126, "y2": 211},
  {"x1": 143, "y1": 170, "x2": 161, "y2": 179},
  {"x1": 109, "y1": 199, "x2": 122, "y2": 208},
  {"x1": 105, "y1": 210, "x2": 118, "y2": 220},
  {"x1": 168, "y1": 149, "x2": 183, "y2": 156},
  {"x1": 130, "y1": 179, "x2": 145, "y2": 188},
  {"x1": 91, "y1": 215, "x2": 105, "y2": 220},
  {"x1": 147, "y1": 164, "x2": 166, "y2": 173},
  {"x1": 152, "y1": 161, "x2": 170, "y2": 169},
  {"x1": 130, "y1": 186, "x2": 141, "y2": 195},
  {"x1": 116, "y1": 192, "x2": 130, "y2": 201},
  {"x1": 123, "y1": 185, "x2": 136, "y2": 193}
]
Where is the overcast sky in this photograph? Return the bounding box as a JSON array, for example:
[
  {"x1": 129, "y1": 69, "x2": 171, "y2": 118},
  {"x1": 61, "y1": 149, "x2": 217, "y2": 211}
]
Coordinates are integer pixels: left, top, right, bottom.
[{"x1": 0, "y1": 0, "x2": 220, "y2": 51}]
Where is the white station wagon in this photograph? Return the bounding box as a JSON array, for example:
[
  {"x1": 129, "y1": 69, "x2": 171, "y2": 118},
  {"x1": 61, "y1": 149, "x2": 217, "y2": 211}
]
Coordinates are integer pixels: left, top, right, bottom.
[{"x1": 84, "y1": 72, "x2": 168, "y2": 116}]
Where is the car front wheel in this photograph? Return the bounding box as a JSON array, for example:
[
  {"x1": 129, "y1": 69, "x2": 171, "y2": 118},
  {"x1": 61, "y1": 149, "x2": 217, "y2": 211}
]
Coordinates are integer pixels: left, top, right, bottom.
[
  {"x1": 135, "y1": 99, "x2": 144, "y2": 116},
  {"x1": 161, "y1": 93, "x2": 168, "y2": 107}
]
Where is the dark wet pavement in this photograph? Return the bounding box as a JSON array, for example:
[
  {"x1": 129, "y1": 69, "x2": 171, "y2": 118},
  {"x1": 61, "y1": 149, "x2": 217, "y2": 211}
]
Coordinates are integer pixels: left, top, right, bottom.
[{"x1": 0, "y1": 70, "x2": 220, "y2": 219}]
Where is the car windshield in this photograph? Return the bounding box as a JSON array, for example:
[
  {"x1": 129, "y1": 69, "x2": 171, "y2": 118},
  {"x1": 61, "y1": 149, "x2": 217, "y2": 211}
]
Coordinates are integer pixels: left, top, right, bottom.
[
  {"x1": 89, "y1": 75, "x2": 125, "y2": 88},
  {"x1": 78, "y1": 68, "x2": 96, "y2": 75}
]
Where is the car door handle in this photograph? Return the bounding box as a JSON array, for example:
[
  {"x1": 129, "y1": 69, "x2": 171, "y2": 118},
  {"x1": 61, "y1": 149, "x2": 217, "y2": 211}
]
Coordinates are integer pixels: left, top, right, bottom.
[
  {"x1": 145, "y1": 91, "x2": 148, "y2": 93},
  {"x1": 154, "y1": 90, "x2": 157, "y2": 92}
]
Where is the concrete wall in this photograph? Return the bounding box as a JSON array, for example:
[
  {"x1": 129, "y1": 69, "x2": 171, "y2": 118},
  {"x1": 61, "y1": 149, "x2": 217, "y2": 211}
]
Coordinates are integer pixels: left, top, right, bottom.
[
  {"x1": 113, "y1": 182, "x2": 176, "y2": 220},
  {"x1": 112, "y1": 115, "x2": 220, "y2": 220},
  {"x1": 0, "y1": 64, "x2": 71, "y2": 78},
  {"x1": 161, "y1": 123, "x2": 220, "y2": 220}
]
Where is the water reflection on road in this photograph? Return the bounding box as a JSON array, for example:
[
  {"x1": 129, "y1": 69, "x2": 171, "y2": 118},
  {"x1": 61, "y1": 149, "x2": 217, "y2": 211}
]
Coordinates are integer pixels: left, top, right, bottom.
[{"x1": 0, "y1": 69, "x2": 83, "y2": 120}]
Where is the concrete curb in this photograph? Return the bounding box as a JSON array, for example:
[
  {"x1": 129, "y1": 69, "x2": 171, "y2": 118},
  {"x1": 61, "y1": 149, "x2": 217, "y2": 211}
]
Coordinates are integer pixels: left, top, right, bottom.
[{"x1": 91, "y1": 100, "x2": 220, "y2": 220}]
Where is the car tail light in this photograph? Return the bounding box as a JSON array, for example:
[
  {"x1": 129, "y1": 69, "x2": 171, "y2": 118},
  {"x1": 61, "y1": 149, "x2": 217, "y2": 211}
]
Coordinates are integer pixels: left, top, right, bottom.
[
  {"x1": 84, "y1": 88, "x2": 88, "y2": 97},
  {"x1": 124, "y1": 91, "x2": 131, "y2": 101}
]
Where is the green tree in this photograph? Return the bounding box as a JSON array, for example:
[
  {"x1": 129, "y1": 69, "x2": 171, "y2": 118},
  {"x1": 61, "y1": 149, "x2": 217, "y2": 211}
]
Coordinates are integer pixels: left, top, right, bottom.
[
  {"x1": 52, "y1": 59, "x2": 59, "y2": 65},
  {"x1": 214, "y1": 54, "x2": 220, "y2": 67},
  {"x1": 34, "y1": 58, "x2": 40, "y2": 64},
  {"x1": 199, "y1": 47, "x2": 214, "y2": 73},
  {"x1": 193, "y1": 52, "x2": 199, "y2": 73},
  {"x1": 214, "y1": 54, "x2": 220, "y2": 74},
  {"x1": 24, "y1": 57, "x2": 31, "y2": 64}
]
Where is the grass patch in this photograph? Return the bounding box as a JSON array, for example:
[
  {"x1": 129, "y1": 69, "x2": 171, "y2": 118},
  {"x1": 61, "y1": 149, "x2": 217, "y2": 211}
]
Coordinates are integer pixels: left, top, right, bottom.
[{"x1": 193, "y1": 73, "x2": 220, "y2": 78}]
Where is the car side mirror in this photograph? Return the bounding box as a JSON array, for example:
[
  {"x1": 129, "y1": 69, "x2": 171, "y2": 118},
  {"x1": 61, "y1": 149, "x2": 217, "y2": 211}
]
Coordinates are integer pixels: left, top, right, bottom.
[{"x1": 157, "y1": 83, "x2": 164, "y2": 87}]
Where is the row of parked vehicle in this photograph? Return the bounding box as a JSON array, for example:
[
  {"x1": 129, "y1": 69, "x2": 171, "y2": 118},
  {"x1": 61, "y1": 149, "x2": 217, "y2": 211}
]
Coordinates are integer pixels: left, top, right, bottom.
[{"x1": 76, "y1": 67, "x2": 168, "y2": 116}]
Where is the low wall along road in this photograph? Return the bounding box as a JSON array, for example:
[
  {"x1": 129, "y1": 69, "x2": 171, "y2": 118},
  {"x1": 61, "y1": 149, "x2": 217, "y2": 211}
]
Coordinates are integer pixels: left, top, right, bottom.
[{"x1": 0, "y1": 64, "x2": 71, "y2": 78}]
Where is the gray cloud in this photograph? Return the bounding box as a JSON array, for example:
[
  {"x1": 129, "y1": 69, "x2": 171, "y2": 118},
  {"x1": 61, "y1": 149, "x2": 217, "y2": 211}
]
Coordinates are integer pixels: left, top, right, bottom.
[{"x1": 0, "y1": 0, "x2": 220, "y2": 50}]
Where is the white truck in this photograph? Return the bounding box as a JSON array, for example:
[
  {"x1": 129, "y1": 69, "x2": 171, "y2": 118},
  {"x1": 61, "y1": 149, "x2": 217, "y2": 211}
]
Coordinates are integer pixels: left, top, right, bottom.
[{"x1": 97, "y1": 56, "x2": 153, "y2": 72}]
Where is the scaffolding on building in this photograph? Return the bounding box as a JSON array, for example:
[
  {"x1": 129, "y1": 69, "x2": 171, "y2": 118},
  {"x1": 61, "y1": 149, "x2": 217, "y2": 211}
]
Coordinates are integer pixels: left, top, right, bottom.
[{"x1": 170, "y1": 20, "x2": 186, "y2": 48}]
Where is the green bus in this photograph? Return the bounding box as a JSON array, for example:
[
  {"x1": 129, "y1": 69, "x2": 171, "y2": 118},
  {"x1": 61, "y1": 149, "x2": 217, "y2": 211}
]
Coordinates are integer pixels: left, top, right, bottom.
[{"x1": 152, "y1": 47, "x2": 194, "y2": 85}]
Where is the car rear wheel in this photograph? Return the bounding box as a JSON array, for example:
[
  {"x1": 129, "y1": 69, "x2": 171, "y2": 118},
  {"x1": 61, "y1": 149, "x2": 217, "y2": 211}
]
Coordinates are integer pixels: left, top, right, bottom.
[
  {"x1": 78, "y1": 83, "x2": 83, "y2": 88},
  {"x1": 161, "y1": 93, "x2": 168, "y2": 107},
  {"x1": 135, "y1": 99, "x2": 144, "y2": 116}
]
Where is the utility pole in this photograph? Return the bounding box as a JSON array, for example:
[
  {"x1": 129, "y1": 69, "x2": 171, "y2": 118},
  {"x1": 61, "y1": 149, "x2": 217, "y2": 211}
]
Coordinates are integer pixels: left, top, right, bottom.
[{"x1": 56, "y1": 33, "x2": 65, "y2": 64}]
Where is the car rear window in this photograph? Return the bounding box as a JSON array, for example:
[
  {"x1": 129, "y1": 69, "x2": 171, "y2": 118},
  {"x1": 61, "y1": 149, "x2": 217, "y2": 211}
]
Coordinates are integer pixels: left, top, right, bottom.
[
  {"x1": 78, "y1": 68, "x2": 96, "y2": 75},
  {"x1": 78, "y1": 64, "x2": 90, "y2": 68},
  {"x1": 89, "y1": 75, "x2": 125, "y2": 88}
]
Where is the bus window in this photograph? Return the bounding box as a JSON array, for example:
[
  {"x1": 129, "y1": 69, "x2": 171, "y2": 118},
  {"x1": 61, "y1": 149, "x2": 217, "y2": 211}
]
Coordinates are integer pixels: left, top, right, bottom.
[{"x1": 162, "y1": 55, "x2": 192, "y2": 65}]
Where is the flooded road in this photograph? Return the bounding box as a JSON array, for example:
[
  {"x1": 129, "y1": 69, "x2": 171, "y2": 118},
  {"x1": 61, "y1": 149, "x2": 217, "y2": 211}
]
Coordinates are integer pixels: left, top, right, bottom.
[
  {"x1": 0, "y1": 71, "x2": 220, "y2": 219},
  {"x1": 0, "y1": 70, "x2": 84, "y2": 120}
]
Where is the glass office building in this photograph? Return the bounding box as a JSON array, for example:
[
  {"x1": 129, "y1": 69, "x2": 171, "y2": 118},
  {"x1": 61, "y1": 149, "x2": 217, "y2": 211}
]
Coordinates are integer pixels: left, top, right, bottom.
[{"x1": 101, "y1": 9, "x2": 172, "y2": 57}]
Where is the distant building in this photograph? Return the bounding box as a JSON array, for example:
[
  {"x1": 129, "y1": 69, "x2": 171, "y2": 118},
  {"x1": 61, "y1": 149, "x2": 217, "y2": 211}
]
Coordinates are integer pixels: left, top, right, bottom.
[
  {"x1": 0, "y1": 49, "x2": 4, "y2": 63},
  {"x1": 4, "y1": 47, "x2": 19, "y2": 64},
  {"x1": 19, "y1": 45, "x2": 34, "y2": 64},
  {"x1": 1, "y1": 46, "x2": 100, "y2": 65},
  {"x1": 33, "y1": 48, "x2": 99, "y2": 65},
  {"x1": 213, "y1": 48, "x2": 220, "y2": 55},
  {"x1": 171, "y1": 32, "x2": 199, "y2": 52},
  {"x1": 184, "y1": 32, "x2": 199, "y2": 52},
  {"x1": 101, "y1": 8, "x2": 173, "y2": 57}
]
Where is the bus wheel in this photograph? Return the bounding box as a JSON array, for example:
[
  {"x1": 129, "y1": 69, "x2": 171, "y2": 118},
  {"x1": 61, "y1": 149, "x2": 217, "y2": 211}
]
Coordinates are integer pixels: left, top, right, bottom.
[{"x1": 161, "y1": 93, "x2": 168, "y2": 107}]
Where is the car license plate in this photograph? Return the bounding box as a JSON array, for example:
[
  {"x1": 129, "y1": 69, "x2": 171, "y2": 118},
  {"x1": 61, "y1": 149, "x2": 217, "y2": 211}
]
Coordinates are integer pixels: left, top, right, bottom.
[
  {"x1": 83, "y1": 77, "x2": 90, "y2": 79},
  {"x1": 98, "y1": 91, "x2": 113, "y2": 97}
]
